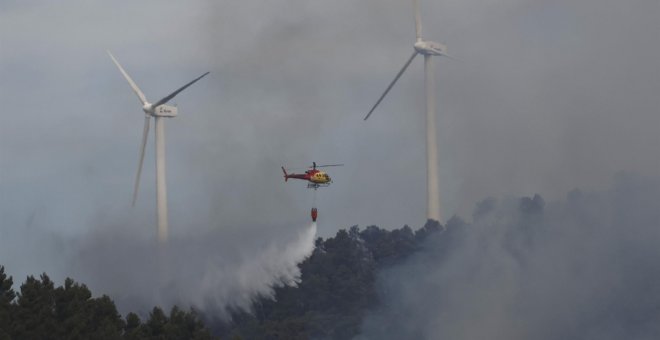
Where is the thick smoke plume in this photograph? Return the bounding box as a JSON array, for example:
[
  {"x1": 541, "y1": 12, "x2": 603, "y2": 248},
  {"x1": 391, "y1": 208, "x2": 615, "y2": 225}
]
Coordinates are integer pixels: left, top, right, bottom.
[
  {"x1": 71, "y1": 222, "x2": 317, "y2": 316},
  {"x1": 357, "y1": 174, "x2": 660, "y2": 339}
]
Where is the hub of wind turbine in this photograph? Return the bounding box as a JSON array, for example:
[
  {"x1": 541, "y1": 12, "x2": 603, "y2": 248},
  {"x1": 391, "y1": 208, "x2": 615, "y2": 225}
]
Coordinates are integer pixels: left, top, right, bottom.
[
  {"x1": 143, "y1": 102, "x2": 178, "y2": 117},
  {"x1": 142, "y1": 103, "x2": 155, "y2": 114},
  {"x1": 414, "y1": 40, "x2": 448, "y2": 56}
]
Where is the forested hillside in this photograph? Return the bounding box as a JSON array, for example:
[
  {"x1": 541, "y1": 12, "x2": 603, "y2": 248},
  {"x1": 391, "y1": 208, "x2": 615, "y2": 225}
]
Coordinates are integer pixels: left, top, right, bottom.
[
  {"x1": 0, "y1": 222, "x2": 442, "y2": 339},
  {"x1": 0, "y1": 266, "x2": 214, "y2": 339},
  {"x1": 213, "y1": 221, "x2": 443, "y2": 339}
]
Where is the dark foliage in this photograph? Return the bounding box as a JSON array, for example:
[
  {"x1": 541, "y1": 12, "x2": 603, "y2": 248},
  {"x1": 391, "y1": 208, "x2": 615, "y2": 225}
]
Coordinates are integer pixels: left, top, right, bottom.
[
  {"x1": 0, "y1": 223, "x2": 442, "y2": 340},
  {"x1": 0, "y1": 267, "x2": 15, "y2": 340},
  {"x1": 212, "y1": 222, "x2": 442, "y2": 339},
  {"x1": 0, "y1": 267, "x2": 215, "y2": 340}
]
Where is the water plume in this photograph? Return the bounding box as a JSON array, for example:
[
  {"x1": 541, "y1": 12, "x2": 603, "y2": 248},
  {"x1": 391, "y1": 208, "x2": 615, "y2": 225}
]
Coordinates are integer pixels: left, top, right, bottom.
[{"x1": 72, "y1": 222, "x2": 318, "y2": 317}]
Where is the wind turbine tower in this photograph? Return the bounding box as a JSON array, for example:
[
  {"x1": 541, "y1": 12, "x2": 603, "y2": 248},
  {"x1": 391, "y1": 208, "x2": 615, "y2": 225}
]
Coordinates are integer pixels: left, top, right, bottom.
[
  {"x1": 108, "y1": 51, "x2": 209, "y2": 243},
  {"x1": 364, "y1": 0, "x2": 449, "y2": 222}
]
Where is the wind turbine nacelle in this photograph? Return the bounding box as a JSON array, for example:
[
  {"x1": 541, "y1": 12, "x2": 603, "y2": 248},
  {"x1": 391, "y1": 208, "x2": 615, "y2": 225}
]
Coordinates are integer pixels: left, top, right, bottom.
[
  {"x1": 414, "y1": 40, "x2": 448, "y2": 56},
  {"x1": 154, "y1": 104, "x2": 178, "y2": 117}
]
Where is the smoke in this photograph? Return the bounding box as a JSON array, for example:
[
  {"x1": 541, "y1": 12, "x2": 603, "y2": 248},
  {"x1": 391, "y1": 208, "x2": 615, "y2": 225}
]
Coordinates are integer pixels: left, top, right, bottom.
[
  {"x1": 0, "y1": 0, "x2": 658, "y2": 326},
  {"x1": 70, "y1": 222, "x2": 317, "y2": 316},
  {"x1": 197, "y1": 0, "x2": 660, "y2": 227},
  {"x1": 357, "y1": 173, "x2": 660, "y2": 340}
]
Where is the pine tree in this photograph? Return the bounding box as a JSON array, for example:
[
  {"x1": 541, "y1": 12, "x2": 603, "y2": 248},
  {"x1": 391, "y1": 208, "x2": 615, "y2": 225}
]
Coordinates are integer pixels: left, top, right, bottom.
[
  {"x1": 145, "y1": 306, "x2": 168, "y2": 337},
  {"x1": 12, "y1": 274, "x2": 58, "y2": 339},
  {"x1": 123, "y1": 312, "x2": 147, "y2": 340},
  {"x1": 0, "y1": 266, "x2": 15, "y2": 340}
]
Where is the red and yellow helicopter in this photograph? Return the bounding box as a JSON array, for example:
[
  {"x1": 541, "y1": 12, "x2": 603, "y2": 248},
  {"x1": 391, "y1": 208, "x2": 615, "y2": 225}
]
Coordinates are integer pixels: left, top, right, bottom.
[
  {"x1": 281, "y1": 162, "x2": 343, "y2": 222},
  {"x1": 281, "y1": 162, "x2": 343, "y2": 189}
]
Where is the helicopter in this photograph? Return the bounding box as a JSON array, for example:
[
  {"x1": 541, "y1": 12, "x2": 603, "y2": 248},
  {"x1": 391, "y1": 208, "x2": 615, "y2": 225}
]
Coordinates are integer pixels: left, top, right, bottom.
[
  {"x1": 281, "y1": 162, "x2": 343, "y2": 222},
  {"x1": 281, "y1": 162, "x2": 343, "y2": 189}
]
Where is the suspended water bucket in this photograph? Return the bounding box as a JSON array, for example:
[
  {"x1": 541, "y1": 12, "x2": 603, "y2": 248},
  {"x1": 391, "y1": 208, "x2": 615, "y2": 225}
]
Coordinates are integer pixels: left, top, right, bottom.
[{"x1": 311, "y1": 207, "x2": 318, "y2": 222}]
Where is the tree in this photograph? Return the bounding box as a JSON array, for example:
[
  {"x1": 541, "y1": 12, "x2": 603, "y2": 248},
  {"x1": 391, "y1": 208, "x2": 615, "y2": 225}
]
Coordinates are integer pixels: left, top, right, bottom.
[
  {"x1": 50, "y1": 277, "x2": 124, "y2": 339},
  {"x1": 0, "y1": 267, "x2": 217, "y2": 339},
  {"x1": 145, "y1": 306, "x2": 168, "y2": 337},
  {"x1": 0, "y1": 266, "x2": 15, "y2": 340},
  {"x1": 217, "y1": 223, "x2": 442, "y2": 339},
  {"x1": 123, "y1": 312, "x2": 147, "y2": 340},
  {"x1": 12, "y1": 274, "x2": 58, "y2": 339},
  {"x1": 142, "y1": 306, "x2": 214, "y2": 339}
]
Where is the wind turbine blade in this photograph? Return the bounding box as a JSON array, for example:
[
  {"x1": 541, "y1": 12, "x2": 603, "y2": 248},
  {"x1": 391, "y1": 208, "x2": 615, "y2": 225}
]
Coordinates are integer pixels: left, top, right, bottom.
[
  {"x1": 132, "y1": 116, "x2": 151, "y2": 206},
  {"x1": 107, "y1": 51, "x2": 148, "y2": 105},
  {"x1": 364, "y1": 51, "x2": 418, "y2": 120},
  {"x1": 413, "y1": 0, "x2": 422, "y2": 41},
  {"x1": 152, "y1": 72, "x2": 210, "y2": 108}
]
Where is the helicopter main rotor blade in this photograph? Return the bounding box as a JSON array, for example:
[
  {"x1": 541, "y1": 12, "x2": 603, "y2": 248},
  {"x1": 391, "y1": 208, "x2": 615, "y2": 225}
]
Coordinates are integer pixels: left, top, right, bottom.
[
  {"x1": 283, "y1": 167, "x2": 309, "y2": 171},
  {"x1": 314, "y1": 164, "x2": 345, "y2": 168},
  {"x1": 364, "y1": 51, "x2": 419, "y2": 120}
]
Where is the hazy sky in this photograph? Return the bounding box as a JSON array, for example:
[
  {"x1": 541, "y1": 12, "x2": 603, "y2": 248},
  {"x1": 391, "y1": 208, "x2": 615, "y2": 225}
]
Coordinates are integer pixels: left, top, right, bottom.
[{"x1": 0, "y1": 0, "x2": 658, "y2": 304}]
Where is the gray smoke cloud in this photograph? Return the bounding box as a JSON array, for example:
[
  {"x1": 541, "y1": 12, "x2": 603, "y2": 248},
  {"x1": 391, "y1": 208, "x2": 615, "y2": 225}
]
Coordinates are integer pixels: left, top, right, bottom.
[
  {"x1": 357, "y1": 173, "x2": 660, "y2": 339},
  {"x1": 0, "y1": 0, "x2": 658, "y2": 319}
]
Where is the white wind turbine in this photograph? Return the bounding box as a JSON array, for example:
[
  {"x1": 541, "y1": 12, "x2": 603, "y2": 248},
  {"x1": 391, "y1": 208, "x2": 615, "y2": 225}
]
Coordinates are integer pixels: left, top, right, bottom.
[
  {"x1": 364, "y1": 0, "x2": 450, "y2": 222},
  {"x1": 108, "y1": 51, "x2": 209, "y2": 243}
]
